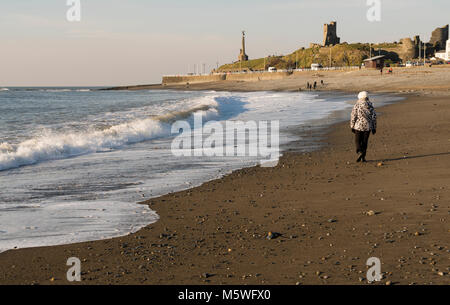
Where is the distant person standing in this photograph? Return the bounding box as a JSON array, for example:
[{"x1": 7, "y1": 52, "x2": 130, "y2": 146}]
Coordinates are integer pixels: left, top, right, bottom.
[
  {"x1": 313, "y1": 81, "x2": 317, "y2": 90},
  {"x1": 350, "y1": 91, "x2": 377, "y2": 163}
]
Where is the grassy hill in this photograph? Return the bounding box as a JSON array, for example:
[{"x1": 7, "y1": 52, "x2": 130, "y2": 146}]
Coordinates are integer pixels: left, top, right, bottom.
[{"x1": 217, "y1": 43, "x2": 373, "y2": 72}]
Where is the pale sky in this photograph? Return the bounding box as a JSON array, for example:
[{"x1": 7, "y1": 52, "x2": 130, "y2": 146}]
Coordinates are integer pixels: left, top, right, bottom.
[{"x1": 0, "y1": 0, "x2": 448, "y2": 86}]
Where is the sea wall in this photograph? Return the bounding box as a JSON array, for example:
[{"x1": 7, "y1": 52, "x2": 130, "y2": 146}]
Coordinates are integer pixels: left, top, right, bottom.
[
  {"x1": 225, "y1": 72, "x2": 291, "y2": 82},
  {"x1": 162, "y1": 72, "x2": 292, "y2": 85},
  {"x1": 162, "y1": 74, "x2": 226, "y2": 85}
]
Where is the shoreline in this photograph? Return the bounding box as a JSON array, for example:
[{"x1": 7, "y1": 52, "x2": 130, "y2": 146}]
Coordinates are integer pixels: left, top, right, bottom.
[
  {"x1": 0, "y1": 91, "x2": 397, "y2": 255},
  {"x1": 1, "y1": 88, "x2": 449, "y2": 285}
]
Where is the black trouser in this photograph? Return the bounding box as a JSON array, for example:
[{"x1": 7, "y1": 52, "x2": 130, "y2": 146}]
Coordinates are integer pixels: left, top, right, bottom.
[{"x1": 355, "y1": 130, "x2": 370, "y2": 159}]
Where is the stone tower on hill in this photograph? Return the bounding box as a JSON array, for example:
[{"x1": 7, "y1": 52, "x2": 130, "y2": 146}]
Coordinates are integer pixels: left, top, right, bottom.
[
  {"x1": 429, "y1": 25, "x2": 449, "y2": 51},
  {"x1": 400, "y1": 37, "x2": 420, "y2": 60},
  {"x1": 323, "y1": 21, "x2": 340, "y2": 46},
  {"x1": 238, "y1": 31, "x2": 249, "y2": 62}
]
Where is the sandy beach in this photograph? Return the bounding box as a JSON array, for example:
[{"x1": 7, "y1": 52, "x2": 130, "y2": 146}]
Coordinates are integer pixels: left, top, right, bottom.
[{"x1": 1, "y1": 67, "x2": 449, "y2": 285}]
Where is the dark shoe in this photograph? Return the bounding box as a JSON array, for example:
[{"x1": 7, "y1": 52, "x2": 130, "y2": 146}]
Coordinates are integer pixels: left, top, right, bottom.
[
  {"x1": 357, "y1": 155, "x2": 363, "y2": 163},
  {"x1": 362, "y1": 158, "x2": 367, "y2": 163}
]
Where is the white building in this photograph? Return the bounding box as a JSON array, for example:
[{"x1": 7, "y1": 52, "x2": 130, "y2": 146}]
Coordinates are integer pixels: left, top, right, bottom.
[
  {"x1": 435, "y1": 40, "x2": 450, "y2": 61},
  {"x1": 311, "y1": 63, "x2": 323, "y2": 71}
]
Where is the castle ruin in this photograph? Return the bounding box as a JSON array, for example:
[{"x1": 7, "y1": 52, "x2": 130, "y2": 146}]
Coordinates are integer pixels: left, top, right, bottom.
[
  {"x1": 429, "y1": 24, "x2": 449, "y2": 51},
  {"x1": 238, "y1": 31, "x2": 249, "y2": 62},
  {"x1": 383, "y1": 25, "x2": 449, "y2": 62},
  {"x1": 323, "y1": 21, "x2": 340, "y2": 46},
  {"x1": 398, "y1": 25, "x2": 449, "y2": 61},
  {"x1": 399, "y1": 37, "x2": 420, "y2": 61}
]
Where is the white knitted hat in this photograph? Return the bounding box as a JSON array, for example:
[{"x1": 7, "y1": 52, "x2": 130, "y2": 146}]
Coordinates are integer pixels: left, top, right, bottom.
[{"x1": 358, "y1": 91, "x2": 369, "y2": 100}]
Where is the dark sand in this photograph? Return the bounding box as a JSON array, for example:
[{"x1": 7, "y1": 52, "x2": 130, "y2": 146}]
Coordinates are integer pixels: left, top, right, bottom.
[{"x1": 1, "y1": 90, "x2": 449, "y2": 285}]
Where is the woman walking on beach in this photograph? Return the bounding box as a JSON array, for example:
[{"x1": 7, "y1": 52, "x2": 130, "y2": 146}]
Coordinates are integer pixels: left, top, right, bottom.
[{"x1": 350, "y1": 91, "x2": 377, "y2": 163}]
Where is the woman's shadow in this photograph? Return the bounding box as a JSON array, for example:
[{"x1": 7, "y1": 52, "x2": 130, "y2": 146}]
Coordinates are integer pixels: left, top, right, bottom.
[{"x1": 370, "y1": 152, "x2": 450, "y2": 163}]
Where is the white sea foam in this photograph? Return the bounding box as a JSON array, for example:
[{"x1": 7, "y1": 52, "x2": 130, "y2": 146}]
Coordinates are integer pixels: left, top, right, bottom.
[
  {"x1": 0, "y1": 99, "x2": 220, "y2": 171},
  {"x1": 0, "y1": 142, "x2": 14, "y2": 153},
  {"x1": 0, "y1": 200, "x2": 158, "y2": 253},
  {"x1": 40, "y1": 89, "x2": 72, "y2": 92}
]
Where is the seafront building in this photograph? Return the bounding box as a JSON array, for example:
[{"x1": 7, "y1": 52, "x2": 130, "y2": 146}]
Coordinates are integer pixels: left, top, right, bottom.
[
  {"x1": 435, "y1": 40, "x2": 450, "y2": 61},
  {"x1": 363, "y1": 55, "x2": 386, "y2": 69}
]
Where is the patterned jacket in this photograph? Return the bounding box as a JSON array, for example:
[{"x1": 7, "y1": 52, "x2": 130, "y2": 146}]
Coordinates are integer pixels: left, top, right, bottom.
[{"x1": 350, "y1": 99, "x2": 377, "y2": 132}]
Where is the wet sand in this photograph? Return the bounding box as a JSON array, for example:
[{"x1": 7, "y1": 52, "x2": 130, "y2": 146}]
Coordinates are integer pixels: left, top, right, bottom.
[{"x1": 1, "y1": 69, "x2": 449, "y2": 285}]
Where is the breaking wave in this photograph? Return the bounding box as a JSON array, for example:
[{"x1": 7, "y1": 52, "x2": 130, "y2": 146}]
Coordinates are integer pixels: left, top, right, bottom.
[{"x1": 0, "y1": 98, "x2": 220, "y2": 171}]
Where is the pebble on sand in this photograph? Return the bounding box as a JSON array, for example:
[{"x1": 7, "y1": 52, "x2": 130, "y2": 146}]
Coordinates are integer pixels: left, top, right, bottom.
[
  {"x1": 267, "y1": 232, "x2": 281, "y2": 240},
  {"x1": 366, "y1": 210, "x2": 376, "y2": 216}
]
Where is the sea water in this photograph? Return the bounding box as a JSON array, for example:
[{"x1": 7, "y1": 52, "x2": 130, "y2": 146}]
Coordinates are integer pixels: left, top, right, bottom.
[{"x1": 0, "y1": 88, "x2": 399, "y2": 252}]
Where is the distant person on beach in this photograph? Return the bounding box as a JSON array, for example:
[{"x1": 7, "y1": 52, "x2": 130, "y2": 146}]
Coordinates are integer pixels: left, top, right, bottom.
[
  {"x1": 350, "y1": 91, "x2": 377, "y2": 163},
  {"x1": 313, "y1": 81, "x2": 317, "y2": 90}
]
